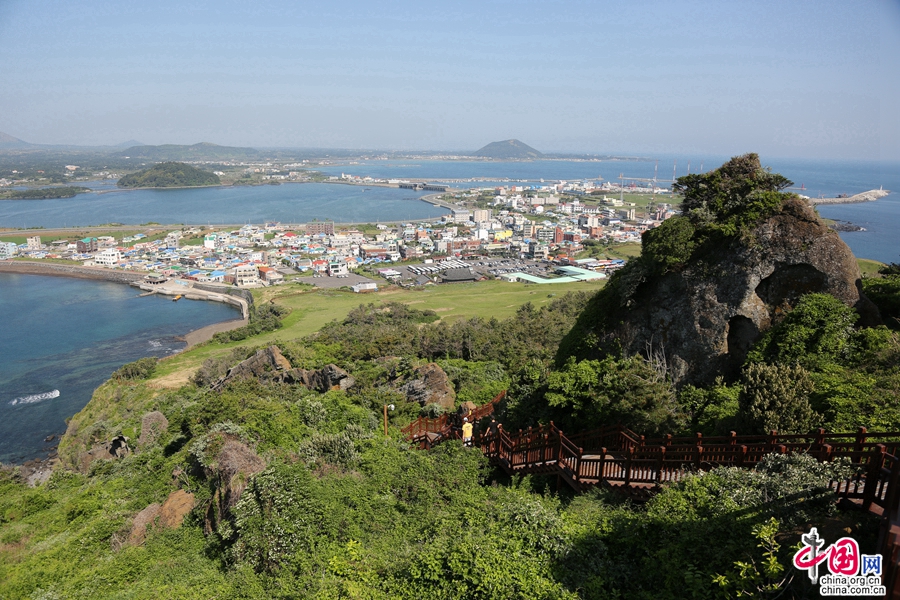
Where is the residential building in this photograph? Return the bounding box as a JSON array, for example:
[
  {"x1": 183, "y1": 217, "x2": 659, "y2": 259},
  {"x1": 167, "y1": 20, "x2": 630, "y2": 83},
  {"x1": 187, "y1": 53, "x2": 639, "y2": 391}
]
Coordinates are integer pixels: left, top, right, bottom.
[
  {"x1": 306, "y1": 221, "x2": 335, "y2": 236},
  {"x1": 233, "y1": 264, "x2": 259, "y2": 287},
  {"x1": 472, "y1": 209, "x2": 492, "y2": 223},
  {"x1": 77, "y1": 237, "x2": 98, "y2": 253},
  {"x1": 327, "y1": 261, "x2": 349, "y2": 276},
  {"x1": 0, "y1": 242, "x2": 17, "y2": 259},
  {"x1": 94, "y1": 249, "x2": 121, "y2": 267},
  {"x1": 257, "y1": 266, "x2": 284, "y2": 284},
  {"x1": 26, "y1": 236, "x2": 42, "y2": 250}
]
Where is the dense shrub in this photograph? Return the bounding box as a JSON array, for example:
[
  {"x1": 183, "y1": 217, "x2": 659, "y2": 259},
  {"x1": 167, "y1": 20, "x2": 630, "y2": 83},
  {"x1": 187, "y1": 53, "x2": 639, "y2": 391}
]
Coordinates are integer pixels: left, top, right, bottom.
[
  {"x1": 112, "y1": 357, "x2": 157, "y2": 381},
  {"x1": 544, "y1": 355, "x2": 685, "y2": 435},
  {"x1": 738, "y1": 362, "x2": 816, "y2": 434},
  {"x1": 863, "y1": 273, "x2": 900, "y2": 329},
  {"x1": 213, "y1": 303, "x2": 288, "y2": 343}
]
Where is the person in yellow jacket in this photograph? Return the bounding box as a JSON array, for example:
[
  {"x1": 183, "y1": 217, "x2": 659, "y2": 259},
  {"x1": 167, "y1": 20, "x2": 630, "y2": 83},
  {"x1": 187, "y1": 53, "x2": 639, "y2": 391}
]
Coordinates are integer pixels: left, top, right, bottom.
[{"x1": 462, "y1": 417, "x2": 473, "y2": 446}]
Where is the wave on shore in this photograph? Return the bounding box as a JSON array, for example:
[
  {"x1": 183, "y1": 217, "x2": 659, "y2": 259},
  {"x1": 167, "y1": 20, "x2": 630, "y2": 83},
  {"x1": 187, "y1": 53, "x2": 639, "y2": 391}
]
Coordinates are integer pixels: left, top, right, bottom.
[{"x1": 10, "y1": 389, "x2": 60, "y2": 406}]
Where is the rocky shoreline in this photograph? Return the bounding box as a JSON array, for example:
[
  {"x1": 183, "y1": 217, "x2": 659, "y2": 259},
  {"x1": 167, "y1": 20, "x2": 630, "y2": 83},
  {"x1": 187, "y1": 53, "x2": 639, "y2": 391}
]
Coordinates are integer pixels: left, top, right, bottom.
[{"x1": 829, "y1": 220, "x2": 866, "y2": 232}]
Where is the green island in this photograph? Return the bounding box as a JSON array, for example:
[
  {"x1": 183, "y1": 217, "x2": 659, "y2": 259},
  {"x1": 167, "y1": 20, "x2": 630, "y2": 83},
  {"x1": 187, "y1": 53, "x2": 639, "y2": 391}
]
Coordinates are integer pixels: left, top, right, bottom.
[
  {"x1": 0, "y1": 186, "x2": 91, "y2": 200},
  {"x1": 117, "y1": 161, "x2": 220, "y2": 188},
  {"x1": 2, "y1": 155, "x2": 900, "y2": 599}
]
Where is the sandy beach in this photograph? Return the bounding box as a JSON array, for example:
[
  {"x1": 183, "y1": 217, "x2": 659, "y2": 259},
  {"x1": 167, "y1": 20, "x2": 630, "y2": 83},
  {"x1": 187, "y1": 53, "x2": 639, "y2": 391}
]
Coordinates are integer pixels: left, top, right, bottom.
[{"x1": 178, "y1": 318, "x2": 249, "y2": 348}]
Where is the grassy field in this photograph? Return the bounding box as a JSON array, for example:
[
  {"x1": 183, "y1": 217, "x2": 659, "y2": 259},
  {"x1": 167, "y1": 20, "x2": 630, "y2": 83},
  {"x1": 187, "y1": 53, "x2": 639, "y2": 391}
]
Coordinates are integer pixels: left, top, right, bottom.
[
  {"x1": 150, "y1": 278, "x2": 604, "y2": 388},
  {"x1": 0, "y1": 226, "x2": 178, "y2": 246},
  {"x1": 858, "y1": 258, "x2": 886, "y2": 277}
]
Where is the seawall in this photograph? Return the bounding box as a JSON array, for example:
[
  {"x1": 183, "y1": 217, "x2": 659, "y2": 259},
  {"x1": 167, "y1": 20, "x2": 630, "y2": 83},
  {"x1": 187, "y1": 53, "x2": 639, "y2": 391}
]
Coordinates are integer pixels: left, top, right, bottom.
[
  {"x1": 130, "y1": 279, "x2": 250, "y2": 320},
  {"x1": 0, "y1": 261, "x2": 146, "y2": 283}
]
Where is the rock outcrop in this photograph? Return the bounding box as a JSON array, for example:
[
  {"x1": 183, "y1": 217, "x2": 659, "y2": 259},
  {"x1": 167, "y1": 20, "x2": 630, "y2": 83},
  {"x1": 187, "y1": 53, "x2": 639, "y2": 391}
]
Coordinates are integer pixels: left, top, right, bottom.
[
  {"x1": 559, "y1": 156, "x2": 879, "y2": 387},
  {"x1": 203, "y1": 438, "x2": 266, "y2": 535},
  {"x1": 213, "y1": 346, "x2": 292, "y2": 389},
  {"x1": 212, "y1": 345, "x2": 354, "y2": 392},
  {"x1": 400, "y1": 363, "x2": 456, "y2": 409},
  {"x1": 129, "y1": 489, "x2": 195, "y2": 545},
  {"x1": 281, "y1": 364, "x2": 355, "y2": 392},
  {"x1": 138, "y1": 411, "x2": 168, "y2": 448}
]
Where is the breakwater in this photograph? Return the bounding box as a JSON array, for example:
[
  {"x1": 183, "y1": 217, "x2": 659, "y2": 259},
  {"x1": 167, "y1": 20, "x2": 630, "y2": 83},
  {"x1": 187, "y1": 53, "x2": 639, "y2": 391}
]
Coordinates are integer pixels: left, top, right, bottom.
[
  {"x1": 419, "y1": 193, "x2": 459, "y2": 211},
  {"x1": 0, "y1": 261, "x2": 146, "y2": 284},
  {"x1": 130, "y1": 279, "x2": 250, "y2": 319},
  {"x1": 810, "y1": 189, "x2": 891, "y2": 205}
]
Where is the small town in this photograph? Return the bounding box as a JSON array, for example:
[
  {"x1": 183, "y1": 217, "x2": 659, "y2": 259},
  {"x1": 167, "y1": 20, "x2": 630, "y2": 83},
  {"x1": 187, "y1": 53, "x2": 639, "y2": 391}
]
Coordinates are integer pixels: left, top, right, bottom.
[{"x1": 0, "y1": 180, "x2": 677, "y2": 292}]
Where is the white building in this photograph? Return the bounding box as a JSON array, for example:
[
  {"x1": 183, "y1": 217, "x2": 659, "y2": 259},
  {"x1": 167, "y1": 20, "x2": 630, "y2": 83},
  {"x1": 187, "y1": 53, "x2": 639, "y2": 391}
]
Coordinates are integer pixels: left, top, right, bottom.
[
  {"x1": 0, "y1": 242, "x2": 17, "y2": 259},
  {"x1": 233, "y1": 264, "x2": 259, "y2": 287},
  {"x1": 26, "y1": 236, "x2": 42, "y2": 250},
  {"x1": 352, "y1": 282, "x2": 378, "y2": 293},
  {"x1": 94, "y1": 249, "x2": 122, "y2": 267}
]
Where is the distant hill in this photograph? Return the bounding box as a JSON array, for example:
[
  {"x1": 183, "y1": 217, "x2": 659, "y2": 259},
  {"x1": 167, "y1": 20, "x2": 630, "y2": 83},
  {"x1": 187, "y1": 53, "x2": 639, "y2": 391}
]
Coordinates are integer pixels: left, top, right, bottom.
[
  {"x1": 115, "y1": 139, "x2": 145, "y2": 148},
  {"x1": 473, "y1": 139, "x2": 543, "y2": 159},
  {"x1": 117, "y1": 162, "x2": 221, "y2": 188},
  {"x1": 118, "y1": 142, "x2": 258, "y2": 161},
  {"x1": 0, "y1": 131, "x2": 33, "y2": 149}
]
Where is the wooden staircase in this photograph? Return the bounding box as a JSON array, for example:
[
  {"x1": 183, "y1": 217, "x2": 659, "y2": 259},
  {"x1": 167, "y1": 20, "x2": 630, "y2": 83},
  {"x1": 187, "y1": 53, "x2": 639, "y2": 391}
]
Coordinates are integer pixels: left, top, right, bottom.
[{"x1": 402, "y1": 395, "x2": 900, "y2": 597}]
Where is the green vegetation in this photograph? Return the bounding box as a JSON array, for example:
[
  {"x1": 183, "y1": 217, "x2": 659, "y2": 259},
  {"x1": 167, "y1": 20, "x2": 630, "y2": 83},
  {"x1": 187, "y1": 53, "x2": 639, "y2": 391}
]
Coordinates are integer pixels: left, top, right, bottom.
[
  {"x1": 117, "y1": 162, "x2": 220, "y2": 188},
  {"x1": 862, "y1": 263, "x2": 900, "y2": 330},
  {"x1": 858, "y1": 258, "x2": 885, "y2": 277},
  {"x1": 112, "y1": 357, "x2": 157, "y2": 381},
  {"x1": 0, "y1": 186, "x2": 91, "y2": 200},
  {"x1": 1, "y1": 285, "x2": 880, "y2": 599},
  {"x1": 1, "y1": 153, "x2": 897, "y2": 597},
  {"x1": 117, "y1": 142, "x2": 259, "y2": 162},
  {"x1": 212, "y1": 303, "x2": 288, "y2": 343}
]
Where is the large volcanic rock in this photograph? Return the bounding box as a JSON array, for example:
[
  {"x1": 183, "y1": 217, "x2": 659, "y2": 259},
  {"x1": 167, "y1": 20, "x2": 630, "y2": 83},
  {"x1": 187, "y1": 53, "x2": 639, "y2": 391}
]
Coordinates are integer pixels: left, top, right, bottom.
[
  {"x1": 400, "y1": 363, "x2": 456, "y2": 409},
  {"x1": 212, "y1": 345, "x2": 354, "y2": 392},
  {"x1": 559, "y1": 163, "x2": 878, "y2": 386}
]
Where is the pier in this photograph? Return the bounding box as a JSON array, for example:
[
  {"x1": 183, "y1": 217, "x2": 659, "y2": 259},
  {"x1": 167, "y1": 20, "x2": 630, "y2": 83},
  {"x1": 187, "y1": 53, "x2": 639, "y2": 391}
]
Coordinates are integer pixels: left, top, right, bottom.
[
  {"x1": 130, "y1": 278, "x2": 249, "y2": 319},
  {"x1": 810, "y1": 188, "x2": 891, "y2": 205}
]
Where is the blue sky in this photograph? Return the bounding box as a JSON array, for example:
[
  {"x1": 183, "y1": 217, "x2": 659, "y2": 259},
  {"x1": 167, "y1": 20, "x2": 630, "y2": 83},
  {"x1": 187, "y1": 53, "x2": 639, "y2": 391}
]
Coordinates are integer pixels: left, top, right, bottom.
[{"x1": 1, "y1": 0, "x2": 898, "y2": 160}]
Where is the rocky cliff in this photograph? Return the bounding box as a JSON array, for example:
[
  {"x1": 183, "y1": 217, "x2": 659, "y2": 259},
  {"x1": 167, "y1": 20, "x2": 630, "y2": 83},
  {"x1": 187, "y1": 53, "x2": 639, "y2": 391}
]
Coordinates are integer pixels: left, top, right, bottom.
[{"x1": 558, "y1": 154, "x2": 880, "y2": 386}]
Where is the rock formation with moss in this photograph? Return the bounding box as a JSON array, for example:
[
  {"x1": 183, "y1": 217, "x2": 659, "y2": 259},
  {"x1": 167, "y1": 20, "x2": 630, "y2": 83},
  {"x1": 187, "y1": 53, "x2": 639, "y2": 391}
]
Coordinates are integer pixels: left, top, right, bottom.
[{"x1": 557, "y1": 153, "x2": 879, "y2": 385}]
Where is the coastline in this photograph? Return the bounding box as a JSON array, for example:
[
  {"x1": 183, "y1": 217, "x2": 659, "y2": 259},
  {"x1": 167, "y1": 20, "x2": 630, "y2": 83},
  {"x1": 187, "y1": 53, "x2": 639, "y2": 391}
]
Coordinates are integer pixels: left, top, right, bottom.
[
  {"x1": 0, "y1": 260, "x2": 146, "y2": 283},
  {"x1": 177, "y1": 317, "x2": 249, "y2": 349},
  {"x1": 0, "y1": 260, "x2": 247, "y2": 350}
]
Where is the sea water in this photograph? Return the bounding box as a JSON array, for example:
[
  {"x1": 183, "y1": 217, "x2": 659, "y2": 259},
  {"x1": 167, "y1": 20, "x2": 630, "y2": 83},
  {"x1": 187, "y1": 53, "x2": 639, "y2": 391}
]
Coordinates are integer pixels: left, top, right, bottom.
[
  {"x1": 0, "y1": 182, "x2": 446, "y2": 229},
  {"x1": 324, "y1": 157, "x2": 900, "y2": 264},
  {"x1": 0, "y1": 273, "x2": 240, "y2": 463}
]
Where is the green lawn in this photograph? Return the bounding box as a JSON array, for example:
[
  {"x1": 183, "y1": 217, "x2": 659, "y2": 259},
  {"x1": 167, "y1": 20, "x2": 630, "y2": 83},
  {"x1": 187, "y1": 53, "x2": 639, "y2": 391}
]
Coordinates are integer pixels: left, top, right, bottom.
[
  {"x1": 858, "y1": 258, "x2": 886, "y2": 277},
  {"x1": 150, "y1": 278, "x2": 604, "y2": 387}
]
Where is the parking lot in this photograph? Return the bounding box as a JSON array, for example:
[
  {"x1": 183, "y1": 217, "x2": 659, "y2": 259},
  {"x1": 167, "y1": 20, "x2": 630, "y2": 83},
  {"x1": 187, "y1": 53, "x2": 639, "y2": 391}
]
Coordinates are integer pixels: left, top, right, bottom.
[
  {"x1": 393, "y1": 257, "x2": 553, "y2": 281},
  {"x1": 310, "y1": 272, "x2": 378, "y2": 289}
]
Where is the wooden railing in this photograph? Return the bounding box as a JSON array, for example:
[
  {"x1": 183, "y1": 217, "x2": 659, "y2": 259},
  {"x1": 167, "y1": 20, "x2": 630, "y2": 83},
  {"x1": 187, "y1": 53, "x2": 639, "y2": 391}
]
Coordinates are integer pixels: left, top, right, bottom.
[
  {"x1": 401, "y1": 390, "x2": 506, "y2": 449},
  {"x1": 403, "y1": 403, "x2": 900, "y2": 596}
]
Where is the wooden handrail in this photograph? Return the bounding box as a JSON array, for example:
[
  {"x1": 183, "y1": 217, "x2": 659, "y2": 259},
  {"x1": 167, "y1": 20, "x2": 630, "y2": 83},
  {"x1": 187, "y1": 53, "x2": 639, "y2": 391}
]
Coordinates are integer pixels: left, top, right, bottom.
[{"x1": 401, "y1": 392, "x2": 900, "y2": 597}]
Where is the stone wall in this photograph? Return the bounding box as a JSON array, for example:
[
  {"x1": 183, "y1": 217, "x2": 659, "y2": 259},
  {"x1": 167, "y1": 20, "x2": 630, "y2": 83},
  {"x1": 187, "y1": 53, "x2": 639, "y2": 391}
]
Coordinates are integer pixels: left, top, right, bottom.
[{"x1": 0, "y1": 261, "x2": 146, "y2": 284}]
